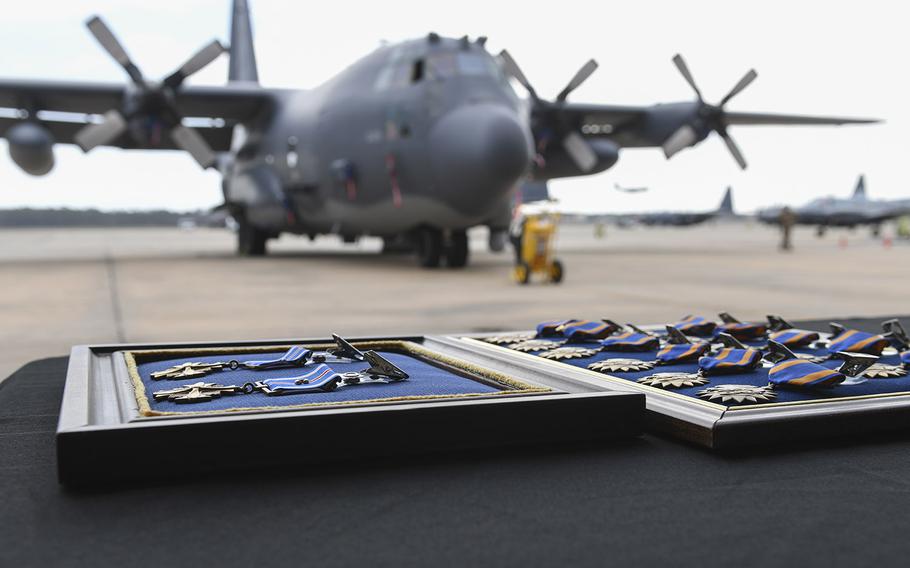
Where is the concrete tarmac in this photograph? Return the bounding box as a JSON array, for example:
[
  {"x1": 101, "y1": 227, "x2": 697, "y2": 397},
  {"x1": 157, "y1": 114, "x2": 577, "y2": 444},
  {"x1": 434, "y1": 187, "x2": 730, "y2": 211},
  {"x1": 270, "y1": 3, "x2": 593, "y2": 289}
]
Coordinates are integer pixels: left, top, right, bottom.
[{"x1": 1, "y1": 221, "x2": 907, "y2": 381}]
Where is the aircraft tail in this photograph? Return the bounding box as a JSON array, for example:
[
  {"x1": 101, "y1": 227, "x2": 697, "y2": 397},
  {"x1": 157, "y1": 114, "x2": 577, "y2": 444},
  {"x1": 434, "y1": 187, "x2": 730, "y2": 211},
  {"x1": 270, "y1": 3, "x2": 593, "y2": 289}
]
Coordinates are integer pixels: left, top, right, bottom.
[
  {"x1": 228, "y1": 0, "x2": 259, "y2": 83},
  {"x1": 717, "y1": 186, "x2": 734, "y2": 215},
  {"x1": 852, "y1": 175, "x2": 866, "y2": 199}
]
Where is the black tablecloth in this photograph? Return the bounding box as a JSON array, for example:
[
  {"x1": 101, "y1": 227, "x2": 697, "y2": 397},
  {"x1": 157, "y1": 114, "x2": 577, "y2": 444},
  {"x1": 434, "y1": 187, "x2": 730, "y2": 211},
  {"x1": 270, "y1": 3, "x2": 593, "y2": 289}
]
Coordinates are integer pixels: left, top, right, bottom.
[{"x1": 3, "y1": 317, "x2": 910, "y2": 567}]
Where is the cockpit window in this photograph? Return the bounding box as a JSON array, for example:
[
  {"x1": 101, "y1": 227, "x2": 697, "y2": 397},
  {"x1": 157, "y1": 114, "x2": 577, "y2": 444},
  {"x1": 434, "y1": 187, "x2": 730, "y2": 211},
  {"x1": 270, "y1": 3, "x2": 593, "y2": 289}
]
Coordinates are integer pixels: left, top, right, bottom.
[{"x1": 375, "y1": 48, "x2": 501, "y2": 90}]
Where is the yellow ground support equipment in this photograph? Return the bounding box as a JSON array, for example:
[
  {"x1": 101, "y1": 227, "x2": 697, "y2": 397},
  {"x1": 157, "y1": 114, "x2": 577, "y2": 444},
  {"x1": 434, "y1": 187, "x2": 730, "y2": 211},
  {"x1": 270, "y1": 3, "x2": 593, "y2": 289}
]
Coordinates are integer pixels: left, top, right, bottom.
[{"x1": 512, "y1": 213, "x2": 564, "y2": 284}]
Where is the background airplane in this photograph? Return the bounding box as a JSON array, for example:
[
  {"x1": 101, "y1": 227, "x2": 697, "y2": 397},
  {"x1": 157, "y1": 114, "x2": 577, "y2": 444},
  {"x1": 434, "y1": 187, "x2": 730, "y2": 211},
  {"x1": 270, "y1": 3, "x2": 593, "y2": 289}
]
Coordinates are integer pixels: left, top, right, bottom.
[
  {"x1": 632, "y1": 186, "x2": 735, "y2": 227},
  {"x1": 758, "y1": 175, "x2": 910, "y2": 236},
  {"x1": 0, "y1": 0, "x2": 878, "y2": 268}
]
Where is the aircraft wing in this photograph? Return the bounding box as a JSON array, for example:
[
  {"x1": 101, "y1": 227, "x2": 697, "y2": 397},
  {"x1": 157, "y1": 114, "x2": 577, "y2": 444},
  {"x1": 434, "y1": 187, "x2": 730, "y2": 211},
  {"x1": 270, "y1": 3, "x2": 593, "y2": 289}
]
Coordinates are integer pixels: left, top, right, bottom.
[
  {"x1": 723, "y1": 111, "x2": 880, "y2": 126},
  {"x1": 0, "y1": 79, "x2": 277, "y2": 151}
]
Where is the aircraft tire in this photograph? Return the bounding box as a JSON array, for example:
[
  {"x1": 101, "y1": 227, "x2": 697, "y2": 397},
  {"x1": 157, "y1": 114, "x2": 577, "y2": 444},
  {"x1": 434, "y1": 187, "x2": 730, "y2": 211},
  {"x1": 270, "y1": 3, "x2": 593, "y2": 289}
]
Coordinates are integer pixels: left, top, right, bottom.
[
  {"x1": 237, "y1": 219, "x2": 268, "y2": 257},
  {"x1": 445, "y1": 231, "x2": 469, "y2": 268},
  {"x1": 416, "y1": 228, "x2": 443, "y2": 268}
]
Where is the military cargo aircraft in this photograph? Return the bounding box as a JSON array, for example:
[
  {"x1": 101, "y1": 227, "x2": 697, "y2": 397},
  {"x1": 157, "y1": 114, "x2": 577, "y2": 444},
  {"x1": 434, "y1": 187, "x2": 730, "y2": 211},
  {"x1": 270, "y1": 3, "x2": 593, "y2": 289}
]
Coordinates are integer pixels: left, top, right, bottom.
[
  {"x1": 0, "y1": 0, "x2": 878, "y2": 267},
  {"x1": 635, "y1": 186, "x2": 736, "y2": 227},
  {"x1": 758, "y1": 175, "x2": 910, "y2": 236}
]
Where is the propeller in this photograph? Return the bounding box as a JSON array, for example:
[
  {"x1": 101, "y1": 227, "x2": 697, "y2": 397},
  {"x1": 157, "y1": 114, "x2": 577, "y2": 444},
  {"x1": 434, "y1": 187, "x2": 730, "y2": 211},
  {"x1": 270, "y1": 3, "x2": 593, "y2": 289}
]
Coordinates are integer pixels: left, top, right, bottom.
[
  {"x1": 499, "y1": 50, "x2": 600, "y2": 173},
  {"x1": 662, "y1": 54, "x2": 758, "y2": 170},
  {"x1": 74, "y1": 16, "x2": 225, "y2": 168}
]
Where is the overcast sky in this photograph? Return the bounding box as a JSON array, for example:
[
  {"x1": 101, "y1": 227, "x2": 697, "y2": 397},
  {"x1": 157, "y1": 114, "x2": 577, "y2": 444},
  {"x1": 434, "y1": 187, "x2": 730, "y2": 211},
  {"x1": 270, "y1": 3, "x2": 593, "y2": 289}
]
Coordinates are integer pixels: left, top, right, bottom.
[{"x1": 0, "y1": 0, "x2": 904, "y2": 213}]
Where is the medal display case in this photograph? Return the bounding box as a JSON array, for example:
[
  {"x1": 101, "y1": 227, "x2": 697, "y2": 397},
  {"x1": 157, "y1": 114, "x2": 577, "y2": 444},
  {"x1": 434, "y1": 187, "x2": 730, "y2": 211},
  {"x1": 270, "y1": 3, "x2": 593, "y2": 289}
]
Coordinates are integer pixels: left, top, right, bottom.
[
  {"x1": 56, "y1": 335, "x2": 643, "y2": 486},
  {"x1": 458, "y1": 317, "x2": 910, "y2": 449}
]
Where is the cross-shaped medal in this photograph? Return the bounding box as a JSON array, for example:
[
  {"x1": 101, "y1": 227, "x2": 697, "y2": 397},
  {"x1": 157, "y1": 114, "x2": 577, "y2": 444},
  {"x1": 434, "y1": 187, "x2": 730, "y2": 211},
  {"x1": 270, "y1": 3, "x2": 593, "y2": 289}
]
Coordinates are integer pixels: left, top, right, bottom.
[{"x1": 152, "y1": 382, "x2": 241, "y2": 403}]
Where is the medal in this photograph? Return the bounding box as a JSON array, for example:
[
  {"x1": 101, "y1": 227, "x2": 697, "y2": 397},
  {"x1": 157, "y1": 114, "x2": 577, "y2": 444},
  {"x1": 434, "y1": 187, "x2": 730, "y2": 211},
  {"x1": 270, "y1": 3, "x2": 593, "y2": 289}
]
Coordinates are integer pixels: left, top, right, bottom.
[
  {"x1": 864, "y1": 363, "x2": 908, "y2": 379},
  {"x1": 697, "y1": 384, "x2": 777, "y2": 404},
  {"x1": 637, "y1": 372, "x2": 708, "y2": 389},
  {"x1": 482, "y1": 332, "x2": 535, "y2": 345},
  {"x1": 538, "y1": 346, "x2": 600, "y2": 360},
  {"x1": 510, "y1": 339, "x2": 566, "y2": 352},
  {"x1": 150, "y1": 361, "x2": 233, "y2": 380},
  {"x1": 152, "y1": 382, "x2": 242, "y2": 403},
  {"x1": 588, "y1": 358, "x2": 657, "y2": 373}
]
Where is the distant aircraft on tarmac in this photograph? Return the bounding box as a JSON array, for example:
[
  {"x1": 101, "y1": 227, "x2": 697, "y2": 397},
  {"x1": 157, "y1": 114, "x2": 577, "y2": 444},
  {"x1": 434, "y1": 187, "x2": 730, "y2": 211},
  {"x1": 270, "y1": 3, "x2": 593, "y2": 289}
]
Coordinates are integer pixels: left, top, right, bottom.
[
  {"x1": 758, "y1": 175, "x2": 910, "y2": 236},
  {"x1": 0, "y1": 1, "x2": 878, "y2": 267},
  {"x1": 614, "y1": 183, "x2": 649, "y2": 194},
  {"x1": 632, "y1": 186, "x2": 736, "y2": 227}
]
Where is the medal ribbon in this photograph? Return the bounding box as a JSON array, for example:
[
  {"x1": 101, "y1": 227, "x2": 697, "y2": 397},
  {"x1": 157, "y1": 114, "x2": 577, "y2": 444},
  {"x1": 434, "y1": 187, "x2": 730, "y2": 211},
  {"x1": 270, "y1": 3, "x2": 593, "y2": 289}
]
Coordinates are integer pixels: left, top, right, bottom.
[
  {"x1": 656, "y1": 342, "x2": 709, "y2": 364},
  {"x1": 672, "y1": 315, "x2": 717, "y2": 337},
  {"x1": 698, "y1": 347, "x2": 762, "y2": 374},
  {"x1": 243, "y1": 346, "x2": 313, "y2": 369},
  {"x1": 714, "y1": 321, "x2": 767, "y2": 341},
  {"x1": 601, "y1": 332, "x2": 660, "y2": 352},
  {"x1": 536, "y1": 319, "x2": 577, "y2": 337},
  {"x1": 768, "y1": 329, "x2": 820, "y2": 348},
  {"x1": 560, "y1": 320, "x2": 619, "y2": 341},
  {"x1": 828, "y1": 329, "x2": 890, "y2": 355},
  {"x1": 768, "y1": 359, "x2": 844, "y2": 388},
  {"x1": 256, "y1": 364, "x2": 341, "y2": 394}
]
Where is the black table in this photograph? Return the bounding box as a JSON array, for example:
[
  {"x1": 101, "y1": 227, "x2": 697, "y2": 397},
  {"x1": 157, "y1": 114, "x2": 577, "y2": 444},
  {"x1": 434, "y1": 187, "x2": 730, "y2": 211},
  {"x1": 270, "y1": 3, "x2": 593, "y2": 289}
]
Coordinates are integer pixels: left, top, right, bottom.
[{"x1": 4, "y1": 317, "x2": 910, "y2": 567}]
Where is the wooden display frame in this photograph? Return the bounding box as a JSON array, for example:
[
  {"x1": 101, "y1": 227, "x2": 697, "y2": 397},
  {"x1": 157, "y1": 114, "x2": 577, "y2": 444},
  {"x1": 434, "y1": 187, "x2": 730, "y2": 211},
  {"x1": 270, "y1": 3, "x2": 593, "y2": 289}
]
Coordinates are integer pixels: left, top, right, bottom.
[{"x1": 57, "y1": 334, "x2": 644, "y2": 486}]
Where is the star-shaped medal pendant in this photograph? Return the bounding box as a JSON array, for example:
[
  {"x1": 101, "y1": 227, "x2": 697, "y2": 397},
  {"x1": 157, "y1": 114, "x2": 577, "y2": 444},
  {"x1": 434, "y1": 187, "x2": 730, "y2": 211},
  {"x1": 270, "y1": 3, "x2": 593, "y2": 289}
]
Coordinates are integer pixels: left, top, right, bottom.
[
  {"x1": 637, "y1": 372, "x2": 708, "y2": 389},
  {"x1": 697, "y1": 384, "x2": 777, "y2": 405},
  {"x1": 510, "y1": 339, "x2": 566, "y2": 352},
  {"x1": 538, "y1": 346, "x2": 600, "y2": 360},
  {"x1": 864, "y1": 363, "x2": 908, "y2": 379},
  {"x1": 482, "y1": 332, "x2": 536, "y2": 345},
  {"x1": 152, "y1": 382, "x2": 242, "y2": 403},
  {"x1": 588, "y1": 358, "x2": 657, "y2": 373}
]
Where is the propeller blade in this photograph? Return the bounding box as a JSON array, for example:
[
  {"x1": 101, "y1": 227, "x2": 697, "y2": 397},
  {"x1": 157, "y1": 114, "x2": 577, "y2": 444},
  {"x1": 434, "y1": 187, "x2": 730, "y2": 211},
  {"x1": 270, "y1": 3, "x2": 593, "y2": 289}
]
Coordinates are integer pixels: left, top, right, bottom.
[
  {"x1": 562, "y1": 131, "x2": 598, "y2": 172},
  {"x1": 556, "y1": 59, "x2": 599, "y2": 102},
  {"x1": 722, "y1": 111, "x2": 881, "y2": 126},
  {"x1": 662, "y1": 124, "x2": 698, "y2": 158},
  {"x1": 171, "y1": 124, "x2": 217, "y2": 168},
  {"x1": 74, "y1": 110, "x2": 128, "y2": 152},
  {"x1": 720, "y1": 69, "x2": 758, "y2": 106},
  {"x1": 163, "y1": 40, "x2": 227, "y2": 89},
  {"x1": 720, "y1": 131, "x2": 748, "y2": 170},
  {"x1": 85, "y1": 16, "x2": 144, "y2": 84},
  {"x1": 498, "y1": 50, "x2": 538, "y2": 100},
  {"x1": 671, "y1": 54, "x2": 703, "y2": 102}
]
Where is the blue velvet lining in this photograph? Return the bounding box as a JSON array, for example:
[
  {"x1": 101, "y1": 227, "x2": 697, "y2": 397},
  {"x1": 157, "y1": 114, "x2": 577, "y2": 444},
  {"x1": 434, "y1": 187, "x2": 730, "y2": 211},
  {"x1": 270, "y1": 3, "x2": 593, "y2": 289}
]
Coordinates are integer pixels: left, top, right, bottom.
[
  {"x1": 136, "y1": 350, "x2": 503, "y2": 414},
  {"x1": 517, "y1": 338, "x2": 909, "y2": 406}
]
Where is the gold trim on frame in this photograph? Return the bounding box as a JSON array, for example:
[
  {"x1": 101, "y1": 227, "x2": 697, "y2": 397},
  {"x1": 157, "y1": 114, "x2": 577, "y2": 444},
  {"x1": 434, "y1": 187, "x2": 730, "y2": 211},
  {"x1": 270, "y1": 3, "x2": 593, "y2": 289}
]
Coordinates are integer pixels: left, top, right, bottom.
[{"x1": 124, "y1": 340, "x2": 550, "y2": 418}]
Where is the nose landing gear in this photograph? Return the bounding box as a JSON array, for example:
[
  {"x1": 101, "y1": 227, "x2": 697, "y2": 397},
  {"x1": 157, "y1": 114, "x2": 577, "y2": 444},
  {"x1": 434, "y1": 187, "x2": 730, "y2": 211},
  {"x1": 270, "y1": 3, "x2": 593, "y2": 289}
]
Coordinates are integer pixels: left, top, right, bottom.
[{"x1": 414, "y1": 228, "x2": 469, "y2": 269}]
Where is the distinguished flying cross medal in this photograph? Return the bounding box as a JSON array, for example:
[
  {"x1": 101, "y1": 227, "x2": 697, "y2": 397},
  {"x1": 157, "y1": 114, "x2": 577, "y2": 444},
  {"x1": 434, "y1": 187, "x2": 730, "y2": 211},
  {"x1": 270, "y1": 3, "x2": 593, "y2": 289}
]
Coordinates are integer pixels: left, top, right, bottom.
[
  {"x1": 697, "y1": 384, "x2": 777, "y2": 404},
  {"x1": 150, "y1": 362, "x2": 231, "y2": 380},
  {"x1": 637, "y1": 372, "x2": 708, "y2": 389},
  {"x1": 152, "y1": 382, "x2": 242, "y2": 403},
  {"x1": 588, "y1": 358, "x2": 657, "y2": 373},
  {"x1": 538, "y1": 346, "x2": 600, "y2": 360}
]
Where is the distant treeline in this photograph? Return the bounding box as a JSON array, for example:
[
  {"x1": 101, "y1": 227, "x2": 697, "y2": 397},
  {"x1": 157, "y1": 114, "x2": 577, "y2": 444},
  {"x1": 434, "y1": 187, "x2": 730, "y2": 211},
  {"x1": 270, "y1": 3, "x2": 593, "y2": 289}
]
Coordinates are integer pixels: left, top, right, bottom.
[{"x1": 0, "y1": 208, "x2": 197, "y2": 227}]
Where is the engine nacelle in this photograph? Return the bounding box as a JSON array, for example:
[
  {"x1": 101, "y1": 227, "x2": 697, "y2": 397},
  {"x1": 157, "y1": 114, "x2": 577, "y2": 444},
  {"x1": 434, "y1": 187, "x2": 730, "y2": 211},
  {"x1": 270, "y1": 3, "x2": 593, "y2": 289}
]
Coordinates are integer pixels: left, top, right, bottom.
[
  {"x1": 535, "y1": 138, "x2": 620, "y2": 180},
  {"x1": 7, "y1": 122, "x2": 55, "y2": 176}
]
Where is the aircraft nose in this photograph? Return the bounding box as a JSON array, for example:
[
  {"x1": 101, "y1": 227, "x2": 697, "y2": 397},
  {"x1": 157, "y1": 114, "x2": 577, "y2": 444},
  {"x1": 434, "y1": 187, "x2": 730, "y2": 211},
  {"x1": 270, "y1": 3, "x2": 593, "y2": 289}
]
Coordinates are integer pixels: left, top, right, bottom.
[{"x1": 429, "y1": 104, "x2": 531, "y2": 212}]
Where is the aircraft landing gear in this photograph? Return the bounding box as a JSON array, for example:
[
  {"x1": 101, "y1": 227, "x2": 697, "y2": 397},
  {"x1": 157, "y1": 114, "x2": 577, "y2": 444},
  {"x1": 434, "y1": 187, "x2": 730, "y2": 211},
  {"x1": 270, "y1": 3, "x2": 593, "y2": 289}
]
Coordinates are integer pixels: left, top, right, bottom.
[
  {"x1": 445, "y1": 230, "x2": 469, "y2": 268},
  {"x1": 413, "y1": 228, "x2": 469, "y2": 268},
  {"x1": 236, "y1": 211, "x2": 269, "y2": 256},
  {"x1": 415, "y1": 228, "x2": 443, "y2": 268}
]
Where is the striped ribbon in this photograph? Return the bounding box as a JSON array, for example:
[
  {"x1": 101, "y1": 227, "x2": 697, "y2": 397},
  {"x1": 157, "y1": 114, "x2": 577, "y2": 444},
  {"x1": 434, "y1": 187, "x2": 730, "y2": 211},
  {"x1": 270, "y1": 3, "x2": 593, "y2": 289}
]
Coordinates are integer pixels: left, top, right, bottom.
[
  {"x1": 244, "y1": 346, "x2": 313, "y2": 369},
  {"x1": 656, "y1": 342, "x2": 709, "y2": 364},
  {"x1": 560, "y1": 320, "x2": 619, "y2": 341},
  {"x1": 601, "y1": 332, "x2": 660, "y2": 352},
  {"x1": 901, "y1": 351, "x2": 910, "y2": 367},
  {"x1": 536, "y1": 320, "x2": 577, "y2": 337},
  {"x1": 828, "y1": 330, "x2": 890, "y2": 355},
  {"x1": 768, "y1": 329, "x2": 820, "y2": 348},
  {"x1": 714, "y1": 321, "x2": 768, "y2": 341},
  {"x1": 672, "y1": 315, "x2": 717, "y2": 337},
  {"x1": 698, "y1": 347, "x2": 762, "y2": 374},
  {"x1": 768, "y1": 359, "x2": 844, "y2": 388},
  {"x1": 257, "y1": 364, "x2": 340, "y2": 394}
]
